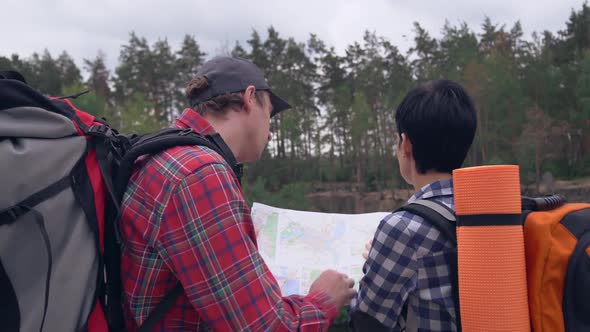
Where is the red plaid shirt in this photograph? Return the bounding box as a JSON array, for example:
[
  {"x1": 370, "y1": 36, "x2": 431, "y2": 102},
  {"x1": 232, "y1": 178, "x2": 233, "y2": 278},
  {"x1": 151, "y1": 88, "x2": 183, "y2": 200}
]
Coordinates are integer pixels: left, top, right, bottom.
[{"x1": 120, "y1": 109, "x2": 338, "y2": 331}]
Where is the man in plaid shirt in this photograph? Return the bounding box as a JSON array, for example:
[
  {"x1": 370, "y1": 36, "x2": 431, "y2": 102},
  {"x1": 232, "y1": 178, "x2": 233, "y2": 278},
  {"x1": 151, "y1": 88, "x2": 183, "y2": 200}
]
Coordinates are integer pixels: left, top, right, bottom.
[
  {"x1": 350, "y1": 80, "x2": 477, "y2": 331},
  {"x1": 120, "y1": 56, "x2": 356, "y2": 331}
]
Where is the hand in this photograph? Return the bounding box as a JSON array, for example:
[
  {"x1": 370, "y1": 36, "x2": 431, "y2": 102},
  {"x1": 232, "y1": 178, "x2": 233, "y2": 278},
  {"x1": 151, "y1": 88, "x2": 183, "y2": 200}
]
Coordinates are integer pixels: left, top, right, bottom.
[
  {"x1": 362, "y1": 239, "x2": 372, "y2": 260},
  {"x1": 309, "y1": 269, "x2": 356, "y2": 310}
]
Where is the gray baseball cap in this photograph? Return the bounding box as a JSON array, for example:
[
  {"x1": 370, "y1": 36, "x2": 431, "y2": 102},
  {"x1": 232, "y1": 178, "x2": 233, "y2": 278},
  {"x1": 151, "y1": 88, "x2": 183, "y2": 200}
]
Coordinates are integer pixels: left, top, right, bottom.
[{"x1": 189, "y1": 56, "x2": 292, "y2": 117}]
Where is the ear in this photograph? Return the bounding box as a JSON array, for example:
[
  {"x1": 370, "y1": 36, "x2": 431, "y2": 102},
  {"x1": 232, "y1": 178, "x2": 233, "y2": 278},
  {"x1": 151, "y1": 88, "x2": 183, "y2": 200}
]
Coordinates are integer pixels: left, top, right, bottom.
[
  {"x1": 242, "y1": 85, "x2": 257, "y2": 113},
  {"x1": 400, "y1": 133, "x2": 413, "y2": 159}
]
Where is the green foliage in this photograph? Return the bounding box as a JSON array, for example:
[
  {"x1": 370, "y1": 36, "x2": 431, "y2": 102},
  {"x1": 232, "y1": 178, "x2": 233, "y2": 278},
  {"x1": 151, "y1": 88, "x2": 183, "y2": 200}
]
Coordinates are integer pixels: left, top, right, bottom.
[
  {"x1": 575, "y1": 51, "x2": 590, "y2": 121},
  {"x1": 0, "y1": 50, "x2": 84, "y2": 96},
  {"x1": 4, "y1": 2, "x2": 590, "y2": 192},
  {"x1": 488, "y1": 156, "x2": 507, "y2": 165},
  {"x1": 62, "y1": 82, "x2": 107, "y2": 118},
  {"x1": 242, "y1": 178, "x2": 312, "y2": 211},
  {"x1": 118, "y1": 93, "x2": 166, "y2": 134},
  {"x1": 328, "y1": 306, "x2": 352, "y2": 331}
]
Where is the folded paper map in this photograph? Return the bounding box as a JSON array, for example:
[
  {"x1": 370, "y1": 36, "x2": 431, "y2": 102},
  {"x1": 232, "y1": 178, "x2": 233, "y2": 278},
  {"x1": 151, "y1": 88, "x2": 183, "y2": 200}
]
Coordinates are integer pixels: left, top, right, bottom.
[{"x1": 251, "y1": 202, "x2": 390, "y2": 296}]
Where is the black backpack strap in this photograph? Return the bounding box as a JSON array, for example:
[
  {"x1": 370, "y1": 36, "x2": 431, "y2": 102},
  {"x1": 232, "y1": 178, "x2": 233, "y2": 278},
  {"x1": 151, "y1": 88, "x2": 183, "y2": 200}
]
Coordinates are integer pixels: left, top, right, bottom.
[
  {"x1": 137, "y1": 283, "x2": 184, "y2": 332},
  {"x1": 0, "y1": 175, "x2": 73, "y2": 332},
  {"x1": 83, "y1": 125, "x2": 130, "y2": 331},
  {"x1": 113, "y1": 128, "x2": 237, "y2": 203},
  {"x1": 395, "y1": 200, "x2": 461, "y2": 331},
  {"x1": 208, "y1": 132, "x2": 243, "y2": 182},
  {"x1": 104, "y1": 128, "x2": 240, "y2": 331},
  {"x1": 397, "y1": 200, "x2": 457, "y2": 244}
]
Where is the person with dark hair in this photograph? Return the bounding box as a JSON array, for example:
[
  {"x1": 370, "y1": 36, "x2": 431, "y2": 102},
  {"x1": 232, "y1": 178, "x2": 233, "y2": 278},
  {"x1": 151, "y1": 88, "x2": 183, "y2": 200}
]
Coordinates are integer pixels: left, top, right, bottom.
[
  {"x1": 350, "y1": 79, "x2": 477, "y2": 331},
  {"x1": 120, "y1": 56, "x2": 356, "y2": 331}
]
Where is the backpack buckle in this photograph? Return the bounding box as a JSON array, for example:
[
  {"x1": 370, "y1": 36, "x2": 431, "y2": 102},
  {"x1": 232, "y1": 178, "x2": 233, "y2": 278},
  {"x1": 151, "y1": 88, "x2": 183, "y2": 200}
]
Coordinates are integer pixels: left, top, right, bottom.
[
  {"x1": 179, "y1": 128, "x2": 195, "y2": 136},
  {"x1": 88, "y1": 124, "x2": 117, "y2": 138}
]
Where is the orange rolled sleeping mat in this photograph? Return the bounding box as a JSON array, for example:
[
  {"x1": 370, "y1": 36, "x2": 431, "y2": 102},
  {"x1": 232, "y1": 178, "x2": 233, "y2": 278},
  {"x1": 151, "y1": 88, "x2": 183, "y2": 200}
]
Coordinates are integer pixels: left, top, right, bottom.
[{"x1": 453, "y1": 165, "x2": 530, "y2": 332}]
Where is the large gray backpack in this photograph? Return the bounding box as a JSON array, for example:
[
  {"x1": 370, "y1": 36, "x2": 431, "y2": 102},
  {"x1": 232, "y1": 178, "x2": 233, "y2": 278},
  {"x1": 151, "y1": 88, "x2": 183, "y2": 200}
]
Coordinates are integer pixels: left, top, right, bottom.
[{"x1": 0, "y1": 71, "x2": 240, "y2": 332}]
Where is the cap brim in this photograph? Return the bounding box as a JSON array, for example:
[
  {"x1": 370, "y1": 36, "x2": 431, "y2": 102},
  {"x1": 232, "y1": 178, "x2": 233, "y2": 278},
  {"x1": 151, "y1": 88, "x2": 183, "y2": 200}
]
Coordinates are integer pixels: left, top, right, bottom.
[{"x1": 268, "y1": 91, "x2": 292, "y2": 117}]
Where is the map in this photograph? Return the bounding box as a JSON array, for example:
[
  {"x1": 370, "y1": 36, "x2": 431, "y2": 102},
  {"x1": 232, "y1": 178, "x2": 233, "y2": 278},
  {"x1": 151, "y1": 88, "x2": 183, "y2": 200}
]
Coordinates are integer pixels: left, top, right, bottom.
[{"x1": 251, "y1": 202, "x2": 390, "y2": 296}]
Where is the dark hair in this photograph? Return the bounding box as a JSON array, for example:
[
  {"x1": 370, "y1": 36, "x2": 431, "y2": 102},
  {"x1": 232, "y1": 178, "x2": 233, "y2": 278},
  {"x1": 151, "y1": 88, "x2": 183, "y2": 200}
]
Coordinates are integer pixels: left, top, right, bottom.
[
  {"x1": 395, "y1": 79, "x2": 477, "y2": 174},
  {"x1": 186, "y1": 76, "x2": 266, "y2": 114}
]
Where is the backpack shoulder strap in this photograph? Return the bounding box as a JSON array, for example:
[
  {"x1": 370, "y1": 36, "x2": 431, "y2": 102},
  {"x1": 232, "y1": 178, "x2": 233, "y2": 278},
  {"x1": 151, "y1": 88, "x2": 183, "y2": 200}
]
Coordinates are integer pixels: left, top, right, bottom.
[
  {"x1": 396, "y1": 199, "x2": 457, "y2": 245},
  {"x1": 137, "y1": 283, "x2": 184, "y2": 332},
  {"x1": 113, "y1": 128, "x2": 240, "y2": 203},
  {"x1": 99, "y1": 127, "x2": 242, "y2": 331},
  {"x1": 395, "y1": 199, "x2": 461, "y2": 331}
]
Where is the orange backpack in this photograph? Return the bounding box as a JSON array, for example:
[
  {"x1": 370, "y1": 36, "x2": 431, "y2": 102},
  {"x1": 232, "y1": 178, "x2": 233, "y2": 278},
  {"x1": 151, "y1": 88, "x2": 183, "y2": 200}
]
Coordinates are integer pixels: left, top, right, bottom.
[
  {"x1": 401, "y1": 195, "x2": 590, "y2": 331},
  {"x1": 523, "y1": 200, "x2": 590, "y2": 332}
]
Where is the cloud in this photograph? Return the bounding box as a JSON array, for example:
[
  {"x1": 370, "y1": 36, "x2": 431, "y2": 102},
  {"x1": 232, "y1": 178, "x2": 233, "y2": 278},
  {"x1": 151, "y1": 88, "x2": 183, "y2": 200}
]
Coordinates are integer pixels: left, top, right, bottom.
[{"x1": 2, "y1": 0, "x2": 586, "y2": 72}]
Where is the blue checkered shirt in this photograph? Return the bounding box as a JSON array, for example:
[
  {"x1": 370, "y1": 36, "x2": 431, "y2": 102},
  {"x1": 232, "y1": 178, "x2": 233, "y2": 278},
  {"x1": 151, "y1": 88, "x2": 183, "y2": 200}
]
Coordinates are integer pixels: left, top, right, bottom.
[{"x1": 351, "y1": 179, "x2": 457, "y2": 331}]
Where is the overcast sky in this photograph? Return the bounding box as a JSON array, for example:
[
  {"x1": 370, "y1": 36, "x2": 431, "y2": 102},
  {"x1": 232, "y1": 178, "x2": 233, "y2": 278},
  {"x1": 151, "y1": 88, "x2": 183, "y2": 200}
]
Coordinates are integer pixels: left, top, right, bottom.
[{"x1": 2, "y1": 0, "x2": 587, "y2": 73}]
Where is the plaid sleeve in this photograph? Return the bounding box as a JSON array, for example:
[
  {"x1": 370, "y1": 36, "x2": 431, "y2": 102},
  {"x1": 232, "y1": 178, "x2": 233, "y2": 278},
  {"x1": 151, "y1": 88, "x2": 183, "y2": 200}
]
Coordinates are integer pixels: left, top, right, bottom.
[
  {"x1": 350, "y1": 212, "x2": 418, "y2": 329},
  {"x1": 154, "y1": 162, "x2": 338, "y2": 331}
]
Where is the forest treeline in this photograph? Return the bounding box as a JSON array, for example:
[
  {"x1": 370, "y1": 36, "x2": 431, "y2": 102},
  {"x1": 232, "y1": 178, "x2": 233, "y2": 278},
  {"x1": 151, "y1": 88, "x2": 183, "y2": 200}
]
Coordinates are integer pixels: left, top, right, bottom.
[{"x1": 3, "y1": 3, "x2": 590, "y2": 208}]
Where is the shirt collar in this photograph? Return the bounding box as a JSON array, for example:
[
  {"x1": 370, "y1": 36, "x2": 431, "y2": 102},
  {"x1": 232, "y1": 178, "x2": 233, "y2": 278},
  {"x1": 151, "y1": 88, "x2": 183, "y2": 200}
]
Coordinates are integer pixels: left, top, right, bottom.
[
  {"x1": 175, "y1": 108, "x2": 216, "y2": 135},
  {"x1": 407, "y1": 178, "x2": 454, "y2": 203},
  {"x1": 174, "y1": 108, "x2": 244, "y2": 182}
]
